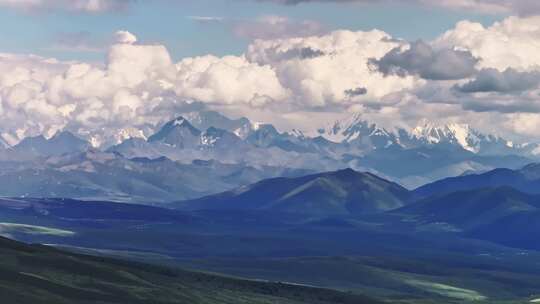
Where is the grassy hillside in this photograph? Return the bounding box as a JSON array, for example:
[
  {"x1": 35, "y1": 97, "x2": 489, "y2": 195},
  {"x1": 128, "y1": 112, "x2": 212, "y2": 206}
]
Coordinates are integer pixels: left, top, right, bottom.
[
  {"x1": 0, "y1": 236, "x2": 381, "y2": 304},
  {"x1": 175, "y1": 168, "x2": 410, "y2": 215}
]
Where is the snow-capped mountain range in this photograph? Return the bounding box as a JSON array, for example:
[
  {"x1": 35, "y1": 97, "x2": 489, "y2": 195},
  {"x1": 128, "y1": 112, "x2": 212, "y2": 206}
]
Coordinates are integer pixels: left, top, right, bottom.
[
  {"x1": 315, "y1": 113, "x2": 533, "y2": 156},
  {"x1": 0, "y1": 110, "x2": 536, "y2": 189}
]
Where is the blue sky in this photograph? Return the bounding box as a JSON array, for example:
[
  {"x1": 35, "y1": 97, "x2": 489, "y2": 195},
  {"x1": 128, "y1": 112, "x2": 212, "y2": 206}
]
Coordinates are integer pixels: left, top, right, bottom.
[{"x1": 0, "y1": 0, "x2": 503, "y2": 61}]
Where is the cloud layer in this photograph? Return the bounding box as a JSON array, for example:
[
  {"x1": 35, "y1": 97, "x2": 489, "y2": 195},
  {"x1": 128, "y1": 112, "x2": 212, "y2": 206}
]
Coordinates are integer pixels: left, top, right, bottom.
[
  {"x1": 372, "y1": 40, "x2": 479, "y2": 80},
  {"x1": 2, "y1": 15, "x2": 540, "y2": 145},
  {"x1": 455, "y1": 68, "x2": 540, "y2": 93}
]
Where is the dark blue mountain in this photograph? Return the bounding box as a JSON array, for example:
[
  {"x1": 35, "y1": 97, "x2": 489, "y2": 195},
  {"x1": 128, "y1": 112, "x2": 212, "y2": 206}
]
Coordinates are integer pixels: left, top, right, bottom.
[
  {"x1": 413, "y1": 163, "x2": 540, "y2": 198},
  {"x1": 397, "y1": 187, "x2": 540, "y2": 229},
  {"x1": 174, "y1": 168, "x2": 411, "y2": 216}
]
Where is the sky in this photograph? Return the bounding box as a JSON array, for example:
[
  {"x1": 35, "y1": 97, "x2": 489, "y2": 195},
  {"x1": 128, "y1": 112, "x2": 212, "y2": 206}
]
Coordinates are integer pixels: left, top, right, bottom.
[
  {"x1": 1, "y1": 0, "x2": 540, "y2": 146},
  {"x1": 0, "y1": 1, "x2": 500, "y2": 61}
]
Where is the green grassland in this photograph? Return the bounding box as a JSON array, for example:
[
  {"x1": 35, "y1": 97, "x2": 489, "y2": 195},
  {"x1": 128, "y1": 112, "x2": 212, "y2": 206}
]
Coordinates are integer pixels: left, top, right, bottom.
[
  {"x1": 0, "y1": 236, "x2": 381, "y2": 304},
  {"x1": 177, "y1": 253, "x2": 540, "y2": 304},
  {"x1": 2, "y1": 197, "x2": 540, "y2": 304}
]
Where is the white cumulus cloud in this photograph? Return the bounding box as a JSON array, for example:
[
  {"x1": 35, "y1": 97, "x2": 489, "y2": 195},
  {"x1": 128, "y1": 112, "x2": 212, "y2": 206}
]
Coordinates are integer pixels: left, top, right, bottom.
[
  {"x1": 435, "y1": 16, "x2": 540, "y2": 71},
  {"x1": 246, "y1": 29, "x2": 418, "y2": 108},
  {"x1": 3, "y1": 15, "x2": 540, "y2": 144}
]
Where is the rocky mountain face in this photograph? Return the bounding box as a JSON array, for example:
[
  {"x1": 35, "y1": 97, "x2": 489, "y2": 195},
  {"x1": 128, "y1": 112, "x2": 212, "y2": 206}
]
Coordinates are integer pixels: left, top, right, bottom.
[
  {"x1": 0, "y1": 110, "x2": 536, "y2": 190},
  {"x1": 316, "y1": 114, "x2": 534, "y2": 157}
]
